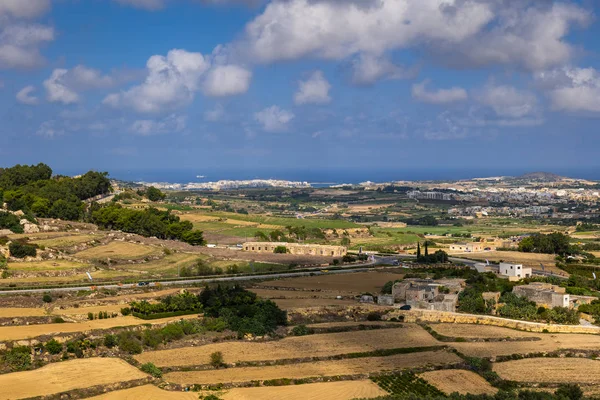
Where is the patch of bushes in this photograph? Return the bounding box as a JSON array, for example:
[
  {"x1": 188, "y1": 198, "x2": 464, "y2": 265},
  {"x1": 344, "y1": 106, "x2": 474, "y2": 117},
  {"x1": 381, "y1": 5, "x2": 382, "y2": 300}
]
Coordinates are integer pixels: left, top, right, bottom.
[
  {"x1": 9, "y1": 242, "x2": 37, "y2": 258},
  {"x1": 44, "y1": 339, "x2": 63, "y2": 355},
  {"x1": 42, "y1": 293, "x2": 53, "y2": 303},
  {"x1": 2, "y1": 346, "x2": 32, "y2": 371},
  {"x1": 291, "y1": 324, "x2": 313, "y2": 336},
  {"x1": 140, "y1": 362, "x2": 162, "y2": 378}
]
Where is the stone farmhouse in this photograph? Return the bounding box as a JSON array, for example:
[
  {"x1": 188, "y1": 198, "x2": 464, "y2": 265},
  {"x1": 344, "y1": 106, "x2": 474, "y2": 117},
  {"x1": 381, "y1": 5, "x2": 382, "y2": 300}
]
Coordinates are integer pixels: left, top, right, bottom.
[
  {"x1": 242, "y1": 242, "x2": 347, "y2": 257},
  {"x1": 513, "y1": 282, "x2": 595, "y2": 309},
  {"x1": 392, "y1": 279, "x2": 464, "y2": 312}
]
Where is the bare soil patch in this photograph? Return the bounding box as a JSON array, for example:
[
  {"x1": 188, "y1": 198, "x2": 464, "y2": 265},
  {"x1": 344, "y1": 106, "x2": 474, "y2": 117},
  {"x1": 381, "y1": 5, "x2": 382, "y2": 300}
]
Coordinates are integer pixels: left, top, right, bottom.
[
  {"x1": 217, "y1": 380, "x2": 387, "y2": 400},
  {"x1": 494, "y1": 358, "x2": 600, "y2": 384},
  {"x1": 273, "y1": 298, "x2": 358, "y2": 309},
  {"x1": 0, "y1": 358, "x2": 147, "y2": 399},
  {"x1": 466, "y1": 251, "x2": 563, "y2": 274},
  {"x1": 164, "y1": 350, "x2": 460, "y2": 385},
  {"x1": 0, "y1": 308, "x2": 46, "y2": 318},
  {"x1": 420, "y1": 369, "x2": 497, "y2": 395},
  {"x1": 135, "y1": 325, "x2": 438, "y2": 367}
]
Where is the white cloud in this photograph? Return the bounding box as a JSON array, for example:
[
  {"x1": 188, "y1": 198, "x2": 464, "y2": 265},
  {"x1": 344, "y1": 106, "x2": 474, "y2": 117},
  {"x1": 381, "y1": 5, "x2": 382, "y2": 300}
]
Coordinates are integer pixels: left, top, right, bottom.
[
  {"x1": 0, "y1": 0, "x2": 50, "y2": 18},
  {"x1": 113, "y1": 0, "x2": 166, "y2": 10},
  {"x1": 36, "y1": 120, "x2": 64, "y2": 138},
  {"x1": 536, "y1": 67, "x2": 600, "y2": 113},
  {"x1": 16, "y1": 85, "x2": 38, "y2": 105},
  {"x1": 294, "y1": 70, "x2": 331, "y2": 105},
  {"x1": 202, "y1": 64, "x2": 252, "y2": 97},
  {"x1": 236, "y1": 0, "x2": 589, "y2": 77},
  {"x1": 412, "y1": 80, "x2": 467, "y2": 104},
  {"x1": 477, "y1": 84, "x2": 538, "y2": 119},
  {"x1": 349, "y1": 54, "x2": 416, "y2": 85},
  {"x1": 254, "y1": 105, "x2": 294, "y2": 132},
  {"x1": 130, "y1": 114, "x2": 187, "y2": 135},
  {"x1": 43, "y1": 69, "x2": 79, "y2": 104},
  {"x1": 104, "y1": 49, "x2": 210, "y2": 113},
  {"x1": 204, "y1": 103, "x2": 225, "y2": 121},
  {"x1": 0, "y1": 2, "x2": 54, "y2": 69}
]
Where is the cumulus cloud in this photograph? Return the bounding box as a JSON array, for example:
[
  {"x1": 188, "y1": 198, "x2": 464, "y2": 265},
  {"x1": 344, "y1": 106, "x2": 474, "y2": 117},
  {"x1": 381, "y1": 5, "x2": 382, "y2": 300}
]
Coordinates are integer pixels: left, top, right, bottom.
[
  {"x1": 16, "y1": 85, "x2": 38, "y2": 105},
  {"x1": 104, "y1": 49, "x2": 210, "y2": 113},
  {"x1": 130, "y1": 114, "x2": 187, "y2": 135},
  {"x1": 349, "y1": 54, "x2": 417, "y2": 85},
  {"x1": 0, "y1": 0, "x2": 50, "y2": 18},
  {"x1": 202, "y1": 65, "x2": 252, "y2": 97},
  {"x1": 412, "y1": 80, "x2": 467, "y2": 104},
  {"x1": 254, "y1": 105, "x2": 294, "y2": 132},
  {"x1": 536, "y1": 67, "x2": 600, "y2": 113},
  {"x1": 105, "y1": 49, "x2": 251, "y2": 112},
  {"x1": 294, "y1": 70, "x2": 331, "y2": 105},
  {"x1": 0, "y1": 1, "x2": 54, "y2": 69},
  {"x1": 477, "y1": 84, "x2": 538, "y2": 119},
  {"x1": 204, "y1": 103, "x2": 225, "y2": 121},
  {"x1": 44, "y1": 69, "x2": 80, "y2": 104},
  {"x1": 235, "y1": 0, "x2": 589, "y2": 78}
]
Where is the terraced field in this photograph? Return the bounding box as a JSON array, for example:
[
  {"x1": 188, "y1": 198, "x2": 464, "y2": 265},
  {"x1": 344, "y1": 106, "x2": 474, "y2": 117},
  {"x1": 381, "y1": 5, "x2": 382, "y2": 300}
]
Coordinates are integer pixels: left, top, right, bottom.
[
  {"x1": 135, "y1": 325, "x2": 438, "y2": 367},
  {"x1": 494, "y1": 358, "x2": 600, "y2": 384},
  {"x1": 431, "y1": 323, "x2": 540, "y2": 339},
  {"x1": 419, "y1": 369, "x2": 497, "y2": 395},
  {"x1": 163, "y1": 351, "x2": 460, "y2": 385},
  {"x1": 88, "y1": 385, "x2": 197, "y2": 400},
  {"x1": 75, "y1": 242, "x2": 161, "y2": 261},
  {"x1": 0, "y1": 358, "x2": 147, "y2": 399}
]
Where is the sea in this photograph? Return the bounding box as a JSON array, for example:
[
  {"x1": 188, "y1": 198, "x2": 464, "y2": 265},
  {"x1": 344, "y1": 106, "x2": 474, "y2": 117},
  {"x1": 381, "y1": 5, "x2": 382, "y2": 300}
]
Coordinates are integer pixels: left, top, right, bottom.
[{"x1": 102, "y1": 167, "x2": 600, "y2": 187}]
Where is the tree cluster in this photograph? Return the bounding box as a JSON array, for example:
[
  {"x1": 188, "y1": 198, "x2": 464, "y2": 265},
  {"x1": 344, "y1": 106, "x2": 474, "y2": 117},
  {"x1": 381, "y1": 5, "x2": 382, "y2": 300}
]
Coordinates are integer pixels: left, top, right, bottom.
[
  {"x1": 0, "y1": 164, "x2": 111, "y2": 222},
  {"x1": 0, "y1": 211, "x2": 23, "y2": 234},
  {"x1": 200, "y1": 285, "x2": 287, "y2": 337},
  {"x1": 90, "y1": 204, "x2": 204, "y2": 245},
  {"x1": 127, "y1": 291, "x2": 202, "y2": 317},
  {"x1": 518, "y1": 233, "x2": 575, "y2": 256}
]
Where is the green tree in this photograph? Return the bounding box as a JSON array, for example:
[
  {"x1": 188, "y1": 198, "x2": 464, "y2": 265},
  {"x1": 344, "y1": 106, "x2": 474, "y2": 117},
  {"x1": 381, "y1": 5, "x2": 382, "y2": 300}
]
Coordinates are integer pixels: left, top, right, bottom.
[
  {"x1": 44, "y1": 339, "x2": 63, "y2": 355},
  {"x1": 210, "y1": 351, "x2": 225, "y2": 368},
  {"x1": 181, "y1": 230, "x2": 205, "y2": 246},
  {"x1": 145, "y1": 186, "x2": 166, "y2": 202},
  {"x1": 273, "y1": 245, "x2": 287, "y2": 254},
  {"x1": 9, "y1": 242, "x2": 37, "y2": 258}
]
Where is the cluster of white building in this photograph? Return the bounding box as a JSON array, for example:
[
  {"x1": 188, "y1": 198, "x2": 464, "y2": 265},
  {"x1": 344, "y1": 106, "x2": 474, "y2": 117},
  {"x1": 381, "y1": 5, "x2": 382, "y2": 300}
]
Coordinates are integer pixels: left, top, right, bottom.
[{"x1": 140, "y1": 179, "x2": 312, "y2": 191}]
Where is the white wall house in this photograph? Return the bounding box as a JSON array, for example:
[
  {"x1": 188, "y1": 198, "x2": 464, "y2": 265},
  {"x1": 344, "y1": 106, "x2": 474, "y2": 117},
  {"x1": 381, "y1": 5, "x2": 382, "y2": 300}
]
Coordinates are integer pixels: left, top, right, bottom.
[{"x1": 499, "y1": 262, "x2": 532, "y2": 280}]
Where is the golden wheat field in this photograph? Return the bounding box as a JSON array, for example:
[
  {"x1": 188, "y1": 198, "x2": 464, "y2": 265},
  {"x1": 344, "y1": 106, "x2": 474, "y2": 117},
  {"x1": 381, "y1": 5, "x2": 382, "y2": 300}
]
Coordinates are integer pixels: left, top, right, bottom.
[
  {"x1": 87, "y1": 385, "x2": 197, "y2": 400},
  {"x1": 215, "y1": 380, "x2": 387, "y2": 400},
  {"x1": 494, "y1": 358, "x2": 600, "y2": 384},
  {"x1": 135, "y1": 325, "x2": 438, "y2": 367},
  {"x1": 0, "y1": 358, "x2": 147, "y2": 399},
  {"x1": 431, "y1": 323, "x2": 541, "y2": 339},
  {"x1": 420, "y1": 369, "x2": 498, "y2": 395},
  {"x1": 163, "y1": 350, "x2": 460, "y2": 385}
]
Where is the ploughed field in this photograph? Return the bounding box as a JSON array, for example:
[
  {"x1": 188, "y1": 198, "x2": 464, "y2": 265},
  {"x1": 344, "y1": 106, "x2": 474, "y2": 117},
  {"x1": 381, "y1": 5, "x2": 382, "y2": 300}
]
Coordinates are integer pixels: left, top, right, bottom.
[
  {"x1": 0, "y1": 358, "x2": 147, "y2": 399},
  {"x1": 163, "y1": 350, "x2": 460, "y2": 385},
  {"x1": 135, "y1": 325, "x2": 438, "y2": 367}
]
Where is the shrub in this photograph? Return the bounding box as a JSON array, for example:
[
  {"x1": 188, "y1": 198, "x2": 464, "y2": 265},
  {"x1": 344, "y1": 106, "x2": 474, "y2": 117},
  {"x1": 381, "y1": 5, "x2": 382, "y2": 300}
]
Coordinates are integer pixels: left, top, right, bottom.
[
  {"x1": 88, "y1": 312, "x2": 94, "y2": 320},
  {"x1": 118, "y1": 331, "x2": 142, "y2": 354},
  {"x1": 143, "y1": 329, "x2": 164, "y2": 349},
  {"x1": 42, "y1": 293, "x2": 53, "y2": 303},
  {"x1": 140, "y1": 362, "x2": 162, "y2": 378},
  {"x1": 120, "y1": 307, "x2": 131, "y2": 316},
  {"x1": 210, "y1": 351, "x2": 225, "y2": 368},
  {"x1": 273, "y1": 246, "x2": 287, "y2": 254},
  {"x1": 44, "y1": 339, "x2": 63, "y2": 355},
  {"x1": 555, "y1": 383, "x2": 584, "y2": 400},
  {"x1": 103, "y1": 334, "x2": 117, "y2": 348},
  {"x1": 291, "y1": 324, "x2": 312, "y2": 336},
  {"x1": 52, "y1": 317, "x2": 65, "y2": 323},
  {"x1": 367, "y1": 312, "x2": 382, "y2": 321},
  {"x1": 3, "y1": 346, "x2": 31, "y2": 371},
  {"x1": 9, "y1": 242, "x2": 37, "y2": 258}
]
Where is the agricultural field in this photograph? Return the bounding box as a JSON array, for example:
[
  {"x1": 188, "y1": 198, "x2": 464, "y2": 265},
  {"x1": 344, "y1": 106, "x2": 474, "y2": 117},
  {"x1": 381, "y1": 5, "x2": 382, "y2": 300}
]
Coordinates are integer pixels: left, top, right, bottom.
[
  {"x1": 0, "y1": 358, "x2": 148, "y2": 399},
  {"x1": 254, "y1": 271, "x2": 406, "y2": 295},
  {"x1": 135, "y1": 325, "x2": 438, "y2": 367},
  {"x1": 494, "y1": 358, "x2": 600, "y2": 384},
  {"x1": 419, "y1": 369, "x2": 498, "y2": 395},
  {"x1": 0, "y1": 314, "x2": 199, "y2": 341},
  {"x1": 431, "y1": 323, "x2": 540, "y2": 339},
  {"x1": 213, "y1": 380, "x2": 387, "y2": 400},
  {"x1": 163, "y1": 350, "x2": 460, "y2": 385},
  {"x1": 88, "y1": 385, "x2": 197, "y2": 399},
  {"x1": 31, "y1": 234, "x2": 103, "y2": 248},
  {"x1": 463, "y1": 250, "x2": 560, "y2": 272},
  {"x1": 74, "y1": 242, "x2": 161, "y2": 261}
]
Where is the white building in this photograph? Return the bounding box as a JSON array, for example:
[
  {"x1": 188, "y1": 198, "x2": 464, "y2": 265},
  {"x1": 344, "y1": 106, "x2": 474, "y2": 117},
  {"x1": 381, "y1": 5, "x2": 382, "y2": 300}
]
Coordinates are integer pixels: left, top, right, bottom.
[{"x1": 499, "y1": 262, "x2": 532, "y2": 281}]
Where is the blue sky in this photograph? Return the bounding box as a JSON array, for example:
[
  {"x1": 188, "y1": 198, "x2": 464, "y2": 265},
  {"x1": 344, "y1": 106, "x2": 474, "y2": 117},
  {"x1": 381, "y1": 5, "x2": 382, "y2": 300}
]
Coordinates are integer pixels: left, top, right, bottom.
[{"x1": 1, "y1": 0, "x2": 600, "y2": 179}]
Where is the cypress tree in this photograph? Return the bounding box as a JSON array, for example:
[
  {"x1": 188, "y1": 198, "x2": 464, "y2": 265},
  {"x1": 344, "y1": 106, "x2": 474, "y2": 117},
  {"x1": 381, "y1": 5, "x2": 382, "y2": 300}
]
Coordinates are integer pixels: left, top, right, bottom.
[
  {"x1": 425, "y1": 241, "x2": 429, "y2": 256},
  {"x1": 416, "y1": 242, "x2": 421, "y2": 259}
]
